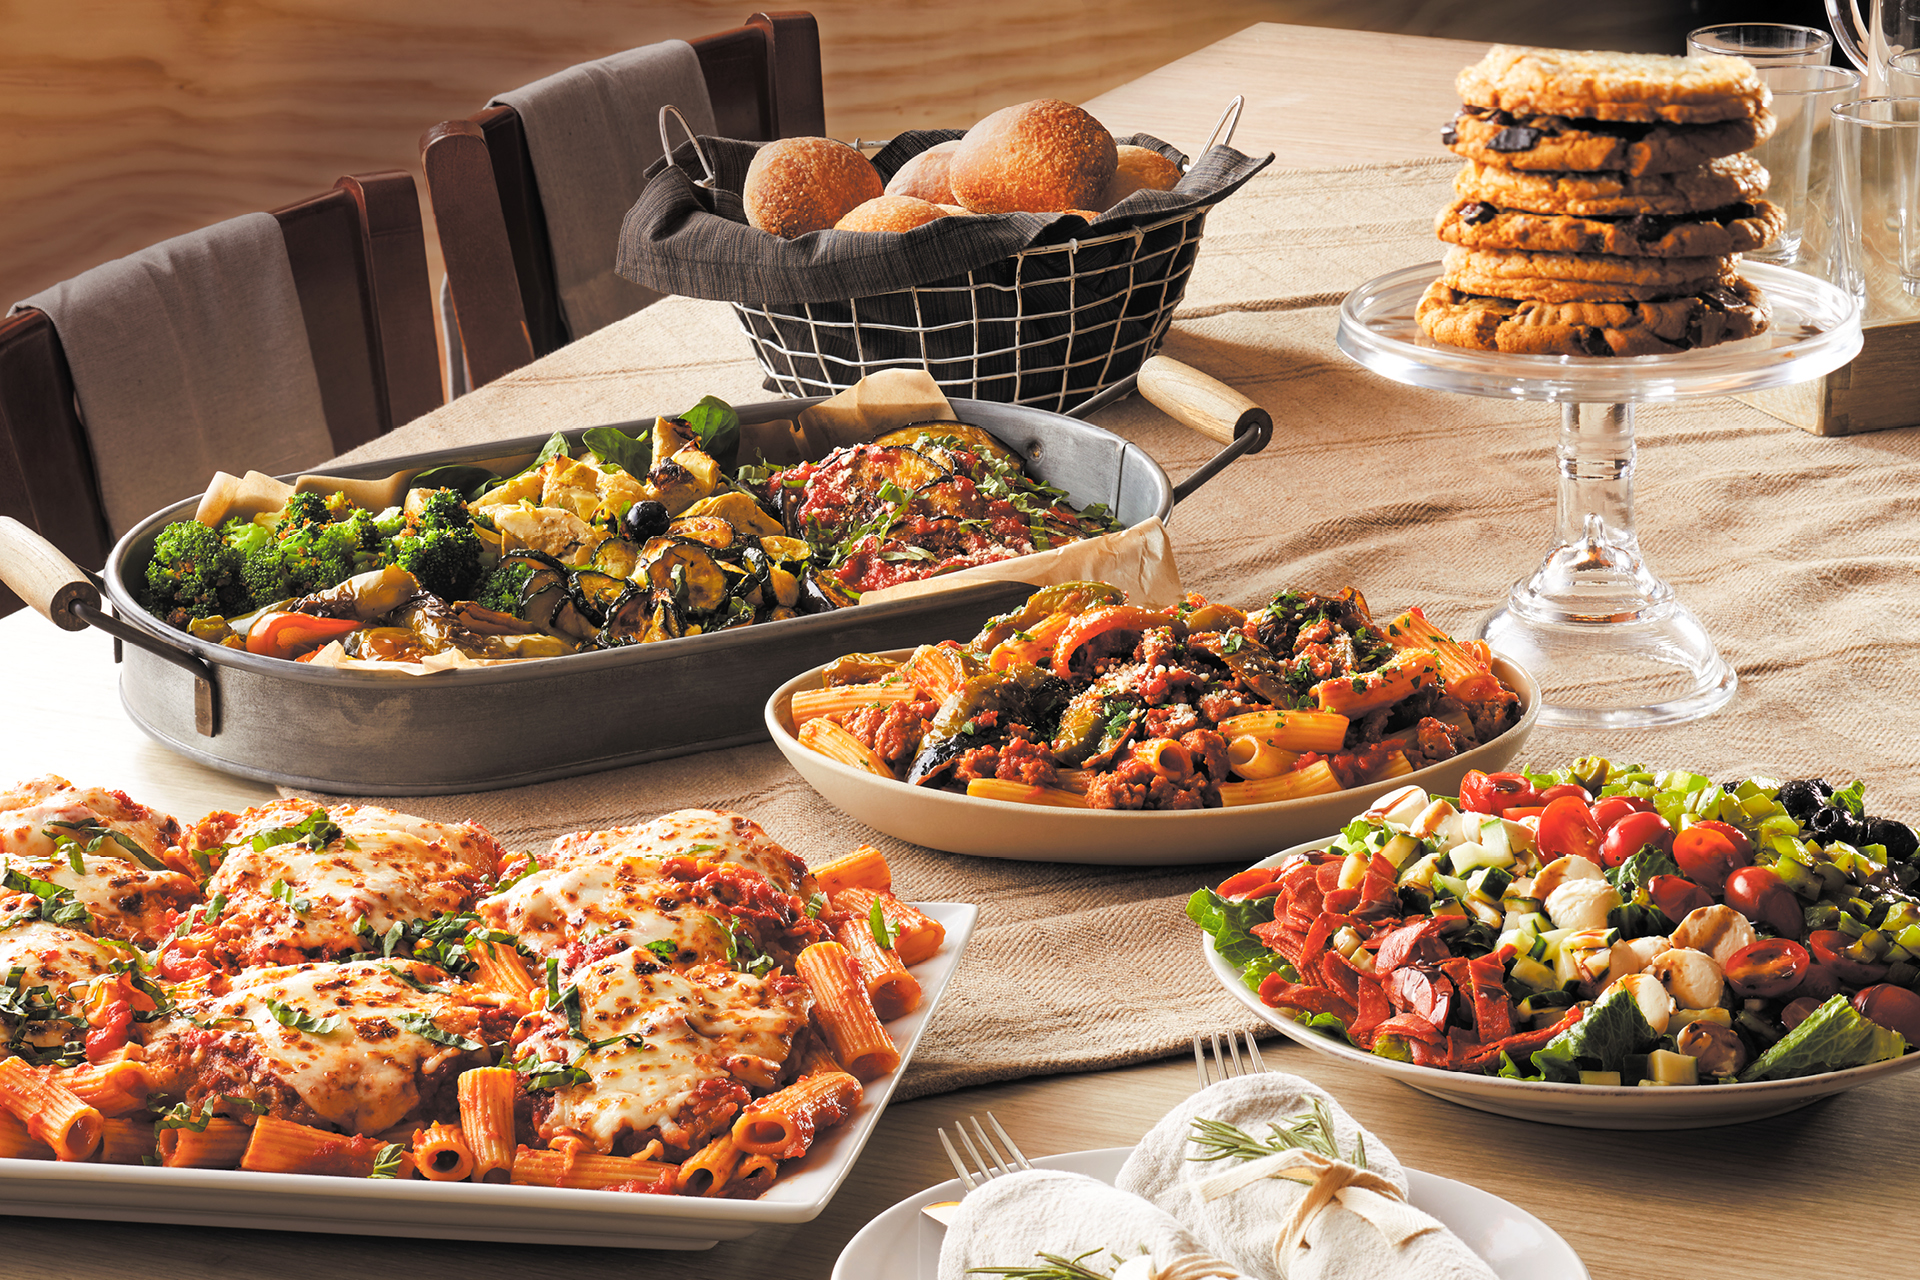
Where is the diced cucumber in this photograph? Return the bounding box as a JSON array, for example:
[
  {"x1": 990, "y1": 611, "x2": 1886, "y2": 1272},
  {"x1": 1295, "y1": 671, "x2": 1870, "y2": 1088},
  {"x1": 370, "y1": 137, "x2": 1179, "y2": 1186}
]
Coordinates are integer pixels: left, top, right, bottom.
[
  {"x1": 1536, "y1": 927, "x2": 1574, "y2": 959},
  {"x1": 1669, "y1": 1007, "x2": 1732, "y2": 1031},
  {"x1": 1647, "y1": 1049, "x2": 1699, "y2": 1086},
  {"x1": 1431, "y1": 872, "x2": 1470, "y2": 902},
  {"x1": 1449, "y1": 841, "x2": 1517, "y2": 874},
  {"x1": 1379, "y1": 833, "x2": 1422, "y2": 870},
  {"x1": 1498, "y1": 929, "x2": 1549, "y2": 962},
  {"x1": 1509, "y1": 955, "x2": 1559, "y2": 992},
  {"x1": 1399, "y1": 850, "x2": 1443, "y2": 889},
  {"x1": 1478, "y1": 817, "x2": 1510, "y2": 860},
  {"x1": 1579, "y1": 1071, "x2": 1623, "y2": 1086},
  {"x1": 1505, "y1": 911, "x2": 1550, "y2": 936},
  {"x1": 1338, "y1": 851, "x2": 1369, "y2": 890},
  {"x1": 1468, "y1": 866, "x2": 1513, "y2": 901}
]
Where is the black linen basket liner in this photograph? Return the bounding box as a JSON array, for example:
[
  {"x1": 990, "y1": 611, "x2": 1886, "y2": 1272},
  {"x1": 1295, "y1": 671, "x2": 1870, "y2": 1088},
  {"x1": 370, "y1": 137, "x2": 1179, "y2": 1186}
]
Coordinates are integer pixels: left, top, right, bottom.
[{"x1": 617, "y1": 130, "x2": 1271, "y2": 412}]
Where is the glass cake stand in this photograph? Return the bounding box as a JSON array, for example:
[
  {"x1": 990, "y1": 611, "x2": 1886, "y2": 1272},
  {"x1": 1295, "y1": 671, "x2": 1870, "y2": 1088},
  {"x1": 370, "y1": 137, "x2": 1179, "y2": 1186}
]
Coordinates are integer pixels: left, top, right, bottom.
[{"x1": 1336, "y1": 261, "x2": 1862, "y2": 729}]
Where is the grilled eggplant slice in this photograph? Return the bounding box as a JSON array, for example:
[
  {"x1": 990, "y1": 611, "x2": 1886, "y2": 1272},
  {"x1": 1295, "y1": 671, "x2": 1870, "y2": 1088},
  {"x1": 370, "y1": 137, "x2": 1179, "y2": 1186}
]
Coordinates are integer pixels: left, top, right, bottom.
[
  {"x1": 872, "y1": 421, "x2": 1022, "y2": 467},
  {"x1": 645, "y1": 539, "x2": 729, "y2": 614},
  {"x1": 667, "y1": 514, "x2": 736, "y2": 549}
]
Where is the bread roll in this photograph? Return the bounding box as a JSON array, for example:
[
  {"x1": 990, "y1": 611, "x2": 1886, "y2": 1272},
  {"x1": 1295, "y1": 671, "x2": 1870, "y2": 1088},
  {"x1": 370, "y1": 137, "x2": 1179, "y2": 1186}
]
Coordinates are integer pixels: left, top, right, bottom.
[
  {"x1": 744, "y1": 137, "x2": 885, "y2": 238},
  {"x1": 884, "y1": 140, "x2": 961, "y2": 204},
  {"x1": 835, "y1": 195, "x2": 950, "y2": 233},
  {"x1": 948, "y1": 99, "x2": 1117, "y2": 214},
  {"x1": 1099, "y1": 144, "x2": 1182, "y2": 209}
]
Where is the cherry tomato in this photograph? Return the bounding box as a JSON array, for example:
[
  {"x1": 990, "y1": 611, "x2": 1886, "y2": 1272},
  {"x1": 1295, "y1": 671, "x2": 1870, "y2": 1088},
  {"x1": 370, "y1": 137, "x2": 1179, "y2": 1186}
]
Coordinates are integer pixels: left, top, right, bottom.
[
  {"x1": 1535, "y1": 795, "x2": 1603, "y2": 863},
  {"x1": 1671, "y1": 825, "x2": 1740, "y2": 893},
  {"x1": 1457, "y1": 770, "x2": 1541, "y2": 816},
  {"x1": 1589, "y1": 795, "x2": 1655, "y2": 833},
  {"x1": 1722, "y1": 865, "x2": 1805, "y2": 938},
  {"x1": 1723, "y1": 938, "x2": 1812, "y2": 998},
  {"x1": 1691, "y1": 819, "x2": 1754, "y2": 864},
  {"x1": 1781, "y1": 995, "x2": 1824, "y2": 1032},
  {"x1": 1808, "y1": 930, "x2": 1892, "y2": 986},
  {"x1": 1600, "y1": 810, "x2": 1675, "y2": 869},
  {"x1": 1536, "y1": 783, "x2": 1593, "y2": 806},
  {"x1": 1647, "y1": 874, "x2": 1714, "y2": 925},
  {"x1": 1798, "y1": 963, "x2": 1845, "y2": 1003},
  {"x1": 1853, "y1": 984, "x2": 1920, "y2": 1044}
]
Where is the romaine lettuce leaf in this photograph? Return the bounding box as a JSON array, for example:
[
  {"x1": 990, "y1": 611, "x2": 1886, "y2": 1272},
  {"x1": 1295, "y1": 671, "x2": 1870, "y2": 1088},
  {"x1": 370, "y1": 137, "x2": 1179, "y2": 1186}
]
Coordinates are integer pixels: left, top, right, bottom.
[
  {"x1": 1525, "y1": 983, "x2": 1658, "y2": 1082},
  {"x1": 1739, "y1": 995, "x2": 1908, "y2": 1082},
  {"x1": 1187, "y1": 888, "x2": 1278, "y2": 971},
  {"x1": 1606, "y1": 848, "x2": 1681, "y2": 896},
  {"x1": 1240, "y1": 951, "x2": 1297, "y2": 994},
  {"x1": 1296, "y1": 1010, "x2": 1353, "y2": 1045}
]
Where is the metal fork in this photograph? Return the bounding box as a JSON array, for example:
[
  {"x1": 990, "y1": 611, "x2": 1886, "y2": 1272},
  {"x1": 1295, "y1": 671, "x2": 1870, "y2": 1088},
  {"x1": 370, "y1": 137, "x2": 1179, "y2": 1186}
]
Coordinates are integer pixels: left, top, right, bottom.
[
  {"x1": 938, "y1": 1112, "x2": 1033, "y2": 1192},
  {"x1": 1193, "y1": 1030, "x2": 1268, "y2": 1089}
]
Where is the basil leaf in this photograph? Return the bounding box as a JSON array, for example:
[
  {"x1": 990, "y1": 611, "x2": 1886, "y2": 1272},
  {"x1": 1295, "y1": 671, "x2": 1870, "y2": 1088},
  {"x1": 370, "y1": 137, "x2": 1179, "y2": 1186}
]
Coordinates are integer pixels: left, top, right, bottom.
[
  {"x1": 265, "y1": 879, "x2": 313, "y2": 917},
  {"x1": 868, "y1": 899, "x2": 898, "y2": 951},
  {"x1": 379, "y1": 966, "x2": 449, "y2": 994},
  {"x1": 264, "y1": 997, "x2": 342, "y2": 1036},
  {"x1": 43, "y1": 820, "x2": 171, "y2": 872},
  {"x1": 155, "y1": 1101, "x2": 216, "y2": 1133},
  {"x1": 395, "y1": 1012, "x2": 482, "y2": 1051},
  {"x1": 643, "y1": 939, "x2": 680, "y2": 965},
  {"x1": 581, "y1": 425, "x2": 653, "y2": 479},
  {"x1": 511, "y1": 1050, "x2": 591, "y2": 1091},
  {"x1": 368, "y1": 1142, "x2": 407, "y2": 1179},
  {"x1": 678, "y1": 395, "x2": 740, "y2": 464},
  {"x1": 409, "y1": 463, "x2": 500, "y2": 503}
]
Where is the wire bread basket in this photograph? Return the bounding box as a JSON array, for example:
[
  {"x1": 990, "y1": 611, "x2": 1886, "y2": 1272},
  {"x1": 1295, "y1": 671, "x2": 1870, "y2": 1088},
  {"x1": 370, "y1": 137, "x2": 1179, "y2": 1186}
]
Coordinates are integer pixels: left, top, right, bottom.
[{"x1": 619, "y1": 99, "x2": 1265, "y2": 413}]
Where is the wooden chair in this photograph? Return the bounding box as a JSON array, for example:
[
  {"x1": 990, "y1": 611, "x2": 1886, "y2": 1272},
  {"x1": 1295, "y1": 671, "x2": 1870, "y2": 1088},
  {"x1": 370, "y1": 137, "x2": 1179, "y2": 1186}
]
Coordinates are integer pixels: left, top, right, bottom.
[
  {"x1": 0, "y1": 171, "x2": 440, "y2": 617},
  {"x1": 422, "y1": 10, "x2": 825, "y2": 394}
]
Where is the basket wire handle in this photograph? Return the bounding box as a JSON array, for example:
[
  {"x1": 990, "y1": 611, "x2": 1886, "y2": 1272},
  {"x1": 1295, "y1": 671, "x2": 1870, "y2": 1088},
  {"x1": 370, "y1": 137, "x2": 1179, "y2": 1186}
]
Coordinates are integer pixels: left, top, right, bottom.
[
  {"x1": 659, "y1": 104, "x2": 719, "y2": 189},
  {"x1": 1200, "y1": 95, "x2": 1244, "y2": 156}
]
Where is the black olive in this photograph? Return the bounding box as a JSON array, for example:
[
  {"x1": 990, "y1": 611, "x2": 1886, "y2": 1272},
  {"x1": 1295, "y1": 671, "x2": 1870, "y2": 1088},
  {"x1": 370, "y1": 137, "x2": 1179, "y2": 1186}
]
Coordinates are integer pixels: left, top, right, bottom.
[
  {"x1": 1778, "y1": 779, "x2": 1830, "y2": 822},
  {"x1": 1863, "y1": 817, "x2": 1918, "y2": 863},
  {"x1": 1809, "y1": 806, "x2": 1865, "y2": 845},
  {"x1": 622, "y1": 500, "x2": 670, "y2": 539}
]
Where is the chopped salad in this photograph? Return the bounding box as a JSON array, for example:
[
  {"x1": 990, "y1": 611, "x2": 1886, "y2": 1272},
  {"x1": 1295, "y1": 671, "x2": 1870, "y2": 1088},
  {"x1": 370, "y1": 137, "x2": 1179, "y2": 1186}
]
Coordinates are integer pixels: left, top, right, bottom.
[{"x1": 1192, "y1": 762, "x2": 1920, "y2": 1085}]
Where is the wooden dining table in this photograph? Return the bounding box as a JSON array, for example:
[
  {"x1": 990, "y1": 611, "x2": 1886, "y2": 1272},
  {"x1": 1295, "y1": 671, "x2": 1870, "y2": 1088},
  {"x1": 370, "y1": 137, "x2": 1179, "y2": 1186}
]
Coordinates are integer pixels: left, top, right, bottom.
[{"x1": 4, "y1": 21, "x2": 1918, "y2": 1280}]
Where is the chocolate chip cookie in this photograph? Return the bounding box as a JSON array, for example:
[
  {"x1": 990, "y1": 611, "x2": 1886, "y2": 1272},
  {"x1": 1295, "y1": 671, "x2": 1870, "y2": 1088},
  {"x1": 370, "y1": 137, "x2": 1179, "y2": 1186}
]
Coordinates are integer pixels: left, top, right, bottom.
[
  {"x1": 1416, "y1": 276, "x2": 1770, "y2": 356},
  {"x1": 1454, "y1": 154, "x2": 1768, "y2": 217},
  {"x1": 1443, "y1": 106, "x2": 1773, "y2": 176},
  {"x1": 1456, "y1": 45, "x2": 1767, "y2": 125},
  {"x1": 1442, "y1": 245, "x2": 1734, "y2": 303},
  {"x1": 1436, "y1": 197, "x2": 1784, "y2": 258}
]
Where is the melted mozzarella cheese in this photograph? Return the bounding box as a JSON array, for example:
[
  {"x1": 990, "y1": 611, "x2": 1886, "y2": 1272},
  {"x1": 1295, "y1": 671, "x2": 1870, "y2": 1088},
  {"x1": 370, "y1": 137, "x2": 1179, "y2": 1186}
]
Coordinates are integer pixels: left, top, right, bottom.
[
  {"x1": 0, "y1": 917, "x2": 126, "y2": 1041},
  {"x1": 202, "y1": 802, "x2": 498, "y2": 957},
  {"x1": 0, "y1": 776, "x2": 182, "y2": 867},
  {"x1": 477, "y1": 855, "x2": 733, "y2": 967},
  {"x1": 543, "y1": 810, "x2": 807, "y2": 895},
  {"x1": 522, "y1": 953, "x2": 806, "y2": 1151},
  {"x1": 2, "y1": 851, "x2": 199, "y2": 946},
  {"x1": 176, "y1": 959, "x2": 470, "y2": 1133},
  {"x1": 0, "y1": 778, "x2": 194, "y2": 942}
]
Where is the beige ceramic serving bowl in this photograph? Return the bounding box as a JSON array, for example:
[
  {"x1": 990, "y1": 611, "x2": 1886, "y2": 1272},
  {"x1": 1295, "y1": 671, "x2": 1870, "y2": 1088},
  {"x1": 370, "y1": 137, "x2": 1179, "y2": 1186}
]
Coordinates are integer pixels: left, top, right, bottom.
[{"x1": 765, "y1": 652, "x2": 1538, "y2": 865}]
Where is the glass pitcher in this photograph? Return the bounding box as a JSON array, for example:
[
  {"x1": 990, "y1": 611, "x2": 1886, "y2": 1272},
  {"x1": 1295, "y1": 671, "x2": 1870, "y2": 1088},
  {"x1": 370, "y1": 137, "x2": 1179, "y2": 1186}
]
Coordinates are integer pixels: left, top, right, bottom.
[{"x1": 1826, "y1": 0, "x2": 1918, "y2": 93}]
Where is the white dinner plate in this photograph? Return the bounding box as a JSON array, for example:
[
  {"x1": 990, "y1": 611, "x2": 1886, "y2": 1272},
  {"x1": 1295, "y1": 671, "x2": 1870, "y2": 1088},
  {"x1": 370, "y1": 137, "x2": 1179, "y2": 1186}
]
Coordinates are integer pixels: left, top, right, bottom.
[
  {"x1": 766, "y1": 653, "x2": 1538, "y2": 864},
  {"x1": 1205, "y1": 844, "x2": 1920, "y2": 1129},
  {"x1": 0, "y1": 902, "x2": 977, "y2": 1250},
  {"x1": 832, "y1": 1146, "x2": 1588, "y2": 1280}
]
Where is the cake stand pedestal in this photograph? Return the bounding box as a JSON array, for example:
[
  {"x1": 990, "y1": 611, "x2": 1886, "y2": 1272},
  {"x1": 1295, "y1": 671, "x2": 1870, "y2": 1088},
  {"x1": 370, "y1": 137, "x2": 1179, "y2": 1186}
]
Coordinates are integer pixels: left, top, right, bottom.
[{"x1": 1336, "y1": 261, "x2": 1862, "y2": 729}]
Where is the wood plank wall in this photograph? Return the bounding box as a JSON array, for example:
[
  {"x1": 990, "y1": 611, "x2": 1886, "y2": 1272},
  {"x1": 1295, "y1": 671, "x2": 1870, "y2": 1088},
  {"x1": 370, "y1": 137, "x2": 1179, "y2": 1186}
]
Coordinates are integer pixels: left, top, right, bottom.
[{"x1": 0, "y1": 1, "x2": 1707, "y2": 327}]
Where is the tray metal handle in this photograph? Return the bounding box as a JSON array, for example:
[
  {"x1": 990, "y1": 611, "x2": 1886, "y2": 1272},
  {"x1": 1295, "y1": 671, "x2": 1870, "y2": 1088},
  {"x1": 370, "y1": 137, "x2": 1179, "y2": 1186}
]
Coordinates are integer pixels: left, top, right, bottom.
[
  {"x1": 1068, "y1": 355, "x2": 1271, "y2": 505},
  {"x1": 0, "y1": 516, "x2": 220, "y2": 736}
]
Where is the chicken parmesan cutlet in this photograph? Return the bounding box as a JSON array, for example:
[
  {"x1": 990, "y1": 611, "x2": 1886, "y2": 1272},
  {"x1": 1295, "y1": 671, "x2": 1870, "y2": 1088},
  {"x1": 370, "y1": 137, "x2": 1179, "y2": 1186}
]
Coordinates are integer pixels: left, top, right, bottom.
[{"x1": 0, "y1": 775, "x2": 197, "y2": 946}]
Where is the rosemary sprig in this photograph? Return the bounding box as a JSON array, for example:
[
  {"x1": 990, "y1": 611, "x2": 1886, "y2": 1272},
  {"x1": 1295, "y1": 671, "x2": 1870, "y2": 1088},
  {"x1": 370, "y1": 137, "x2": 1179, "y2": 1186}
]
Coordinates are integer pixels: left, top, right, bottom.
[
  {"x1": 967, "y1": 1248, "x2": 1127, "y2": 1279},
  {"x1": 1187, "y1": 1098, "x2": 1367, "y2": 1169}
]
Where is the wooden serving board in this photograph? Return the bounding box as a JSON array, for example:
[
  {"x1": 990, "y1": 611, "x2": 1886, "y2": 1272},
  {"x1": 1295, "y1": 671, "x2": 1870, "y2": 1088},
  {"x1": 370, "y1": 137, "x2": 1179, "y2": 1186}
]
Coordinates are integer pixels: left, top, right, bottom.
[{"x1": 1737, "y1": 316, "x2": 1920, "y2": 437}]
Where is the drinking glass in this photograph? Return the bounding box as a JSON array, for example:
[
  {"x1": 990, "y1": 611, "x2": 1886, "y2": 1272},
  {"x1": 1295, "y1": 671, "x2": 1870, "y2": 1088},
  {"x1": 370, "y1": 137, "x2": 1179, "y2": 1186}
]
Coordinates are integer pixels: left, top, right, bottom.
[
  {"x1": 1831, "y1": 97, "x2": 1920, "y2": 317},
  {"x1": 1687, "y1": 23, "x2": 1834, "y2": 66},
  {"x1": 1750, "y1": 65, "x2": 1861, "y2": 266},
  {"x1": 1891, "y1": 50, "x2": 1920, "y2": 94},
  {"x1": 1825, "y1": 0, "x2": 1919, "y2": 94}
]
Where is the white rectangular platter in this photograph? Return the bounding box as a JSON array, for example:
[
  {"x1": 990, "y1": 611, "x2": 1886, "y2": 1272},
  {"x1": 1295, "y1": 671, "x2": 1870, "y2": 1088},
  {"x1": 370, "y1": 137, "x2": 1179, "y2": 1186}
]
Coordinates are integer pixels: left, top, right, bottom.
[{"x1": 0, "y1": 901, "x2": 977, "y2": 1250}]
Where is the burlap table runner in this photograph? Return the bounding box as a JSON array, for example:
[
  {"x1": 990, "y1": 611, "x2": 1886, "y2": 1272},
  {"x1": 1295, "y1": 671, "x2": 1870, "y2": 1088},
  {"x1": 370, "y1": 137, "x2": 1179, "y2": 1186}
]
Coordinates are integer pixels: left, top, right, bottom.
[{"x1": 316, "y1": 156, "x2": 1920, "y2": 1099}]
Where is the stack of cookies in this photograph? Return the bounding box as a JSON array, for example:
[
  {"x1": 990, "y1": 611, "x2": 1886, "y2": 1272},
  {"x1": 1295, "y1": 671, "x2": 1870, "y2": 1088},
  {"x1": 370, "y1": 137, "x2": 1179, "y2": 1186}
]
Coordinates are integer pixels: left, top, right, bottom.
[{"x1": 1418, "y1": 45, "x2": 1785, "y2": 357}]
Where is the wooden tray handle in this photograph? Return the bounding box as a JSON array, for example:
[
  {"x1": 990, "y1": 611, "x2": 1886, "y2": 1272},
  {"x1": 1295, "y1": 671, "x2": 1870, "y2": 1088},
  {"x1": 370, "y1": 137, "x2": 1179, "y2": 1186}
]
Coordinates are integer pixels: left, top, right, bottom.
[
  {"x1": 0, "y1": 517, "x2": 99, "y2": 631},
  {"x1": 1135, "y1": 355, "x2": 1272, "y2": 453}
]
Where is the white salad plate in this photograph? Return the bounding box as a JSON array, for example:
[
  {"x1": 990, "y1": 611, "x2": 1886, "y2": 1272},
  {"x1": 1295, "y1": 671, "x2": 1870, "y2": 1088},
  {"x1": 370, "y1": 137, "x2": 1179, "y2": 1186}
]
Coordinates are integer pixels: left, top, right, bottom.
[
  {"x1": 0, "y1": 902, "x2": 977, "y2": 1250},
  {"x1": 1206, "y1": 843, "x2": 1920, "y2": 1129},
  {"x1": 832, "y1": 1145, "x2": 1588, "y2": 1280},
  {"x1": 767, "y1": 652, "x2": 1538, "y2": 864}
]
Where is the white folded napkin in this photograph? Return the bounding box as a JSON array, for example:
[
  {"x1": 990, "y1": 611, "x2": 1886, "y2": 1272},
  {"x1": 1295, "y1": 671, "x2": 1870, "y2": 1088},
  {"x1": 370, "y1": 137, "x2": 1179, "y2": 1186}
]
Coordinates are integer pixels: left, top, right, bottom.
[
  {"x1": 938, "y1": 1169, "x2": 1247, "y2": 1280},
  {"x1": 11, "y1": 212, "x2": 333, "y2": 537},
  {"x1": 1115, "y1": 1075, "x2": 1495, "y2": 1280},
  {"x1": 492, "y1": 40, "x2": 717, "y2": 343}
]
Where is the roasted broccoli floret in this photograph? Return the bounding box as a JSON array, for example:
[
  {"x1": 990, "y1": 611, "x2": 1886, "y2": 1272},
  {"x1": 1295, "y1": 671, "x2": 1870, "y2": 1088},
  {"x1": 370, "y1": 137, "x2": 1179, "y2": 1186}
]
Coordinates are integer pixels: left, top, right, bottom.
[
  {"x1": 277, "y1": 490, "x2": 333, "y2": 532},
  {"x1": 219, "y1": 515, "x2": 274, "y2": 560},
  {"x1": 391, "y1": 488, "x2": 486, "y2": 601},
  {"x1": 239, "y1": 502, "x2": 363, "y2": 605},
  {"x1": 144, "y1": 520, "x2": 248, "y2": 624},
  {"x1": 474, "y1": 558, "x2": 537, "y2": 616}
]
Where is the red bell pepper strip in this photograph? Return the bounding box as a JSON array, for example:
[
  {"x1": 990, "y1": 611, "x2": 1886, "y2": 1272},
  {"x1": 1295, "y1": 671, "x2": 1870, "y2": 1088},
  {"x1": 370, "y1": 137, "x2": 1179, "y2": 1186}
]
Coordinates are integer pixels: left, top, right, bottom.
[
  {"x1": 247, "y1": 611, "x2": 360, "y2": 660},
  {"x1": 1049, "y1": 605, "x2": 1177, "y2": 676}
]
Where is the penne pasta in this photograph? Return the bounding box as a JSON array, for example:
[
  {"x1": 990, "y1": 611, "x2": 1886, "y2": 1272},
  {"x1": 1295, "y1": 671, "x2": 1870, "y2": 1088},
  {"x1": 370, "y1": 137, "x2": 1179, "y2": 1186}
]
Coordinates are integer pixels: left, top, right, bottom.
[
  {"x1": 413, "y1": 1121, "x2": 476, "y2": 1182},
  {"x1": 796, "y1": 1034, "x2": 847, "y2": 1079},
  {"x1": 830, "y1": 887, "x2": 944, "y2": 966},
  {"x1": 468, "y1": 940, "x2": 539, "y2": 1004},
  {"x1": 1361, "y1": 749, "x2": 1415, "y2": 783},
  {"x1": 510, "y1": 1147, "x2": 679, "y2": 1191},
  {"x1": 457, "y1": 1066, "x2": 517, "y2": 1184},
  {"x1": 794, "y1": 942, "x2": 901, "y2": 1082},
  {"x1": 900, "y1": 641, "x2": 975, "y2": 701},
  {"x1": 1131, "y1": 737, "x2": 1194, "y2": 782},
  {"x1": 676, "y1": 1132, "x2": 744, "y2": 1197},
  {"x1": 1382, "y1": 607, "x2": 1485, "y2": 685},
  {"x1": 160, "y1": 1117, "x2": 251, "y2": 1169},
  {"x1": 732, "y1": 1154, "x2": 779, "y2": 1198},
  {"x1": 0, "y1": 1056, "x2": 102, "y2": 1161},
  {"x1": 790, "y1": 682, "x2": 918, "y2": 725},
  {"x1": 98, "y1": 1116, "x2": 159, "y2": 1166},
  {"x1": 1213, "y1": 708, "x2": 1350, "y2": 754},
  {"x1": 1227, "y1": 734, "x2": 1300, "y2": 780},
  {"x1": 1312, "y1": 648, "x2": 1441, "y2": 719},
  {"x1": 0, "y1": 1108, "x2": 53, "y2": 1161},
  {"x1": 1219, "y1": 760, "x2": 1345, "y2": 807},
  {"x1": 730, "y1": 1071, "x2": 862, "y2": 1159},
  {"x1": 797, "y1": 718, "x2": 897, "y2": 777},
  {"x1": 241, "y1": 1116, "x2": 411, "y2": 1178},
  {"x1": 984, "y1": 612, "x2": 1070, "y2": 671},
  {"x1": 1052, "y1": 769, "x2": 1093, "y2": 795},
  {"x1": 811, "y1": 845, "x2": 892, "y2": 897},
  {"x1": 829, "y1": 910, "x2": 921, "y2": 1021},
  {"x1": 40, "y1": 1059, "x2": 156, "y2": 1115},
  {"x1": 963, "y1": 779, "x2": 1088, "y2": 808}
]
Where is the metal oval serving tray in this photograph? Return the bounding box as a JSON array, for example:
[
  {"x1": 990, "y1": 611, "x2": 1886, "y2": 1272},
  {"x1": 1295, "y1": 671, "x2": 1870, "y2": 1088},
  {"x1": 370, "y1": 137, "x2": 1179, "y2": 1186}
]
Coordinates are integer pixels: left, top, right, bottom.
[{"x1": 72, "y1": 395, "x2": 1246, "y2": 795}]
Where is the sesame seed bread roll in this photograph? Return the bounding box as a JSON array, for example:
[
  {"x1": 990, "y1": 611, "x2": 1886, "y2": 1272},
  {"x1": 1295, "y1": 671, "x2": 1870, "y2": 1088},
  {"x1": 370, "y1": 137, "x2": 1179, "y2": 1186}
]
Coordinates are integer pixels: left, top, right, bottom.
[
  {"x1": 1100, "y1": 144, "x2": 1183, "y2": 208},
  {"x1": 883, "y1": 139, "x2": 960, "y2": 204},
  {"x1": 949, "y1": 99, "x2": 1117, "y2": 214},
  {"x1": 744, "y1": 137, "x2": 885, "y2": 238},
  {"x1": 834, "y1": 195, "x2": 950, "y2": 233}
]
